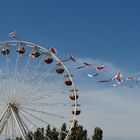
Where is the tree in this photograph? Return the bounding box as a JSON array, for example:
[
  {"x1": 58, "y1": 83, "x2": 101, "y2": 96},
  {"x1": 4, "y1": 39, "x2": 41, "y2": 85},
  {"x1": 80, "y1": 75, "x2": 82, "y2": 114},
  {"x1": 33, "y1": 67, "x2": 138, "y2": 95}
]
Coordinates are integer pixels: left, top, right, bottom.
[
  {"x1": 51, "y1": 128, "x2": 59, "y2": 140},
  {"x1": 82, "y1": 129, "x2": 88, "y2": 140},
  {"x1": 92, "y1": 127, "x2": 103, "y2": 140},
  {"x1": 34, "y1": 127, "x2": 44, "y2": 140},
  {"x1": 69, "y1": 125, "x2": 89, "y2": 140},
  {"x1": 45, "y1": 125, "x2": 51, "y2": 139},
  {"x1": 28, "y1": 131, "x2": 33, "y2": 140},
  {"x1": 14, "y1": 124, "x2": 103, "y2": 140},
  {"x1": 16, "y1": 137, "x2": 22, "y2": 140},
  {"x1": 60, "y1": 123, "x2": 67, "y2": 140}
]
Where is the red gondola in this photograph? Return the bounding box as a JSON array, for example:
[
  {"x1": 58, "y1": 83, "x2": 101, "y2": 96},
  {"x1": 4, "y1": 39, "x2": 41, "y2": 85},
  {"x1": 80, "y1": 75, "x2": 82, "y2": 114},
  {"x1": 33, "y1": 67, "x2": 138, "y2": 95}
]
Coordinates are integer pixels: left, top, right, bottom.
[
  {"x1": 31, "y1": 51, "x2": 40, "y2": 58},
  {"x1": 64, "y1": 80, "x2": 72, "y2": 86},
  {"x1": 17, "y1": 47, "x2": 25, "y2": 54},
  {"x1": 56, "y1": 68, "x2": 64, "y2": 74},
  {"x1": 50, "y1": 48, "x2": 57, "y2": 54},
  {"x1": 45, "y1": 58, "x2": 53, "y2": 64},
  {"x1": 1, "y1": 49, "x2": 10, "y2": 55},
  {"x1": 72, "y1": 109, "x2": 81, "y2": 115},
  {"x1": 69, "y1": 94, "x2": 79, "y2": 100}
]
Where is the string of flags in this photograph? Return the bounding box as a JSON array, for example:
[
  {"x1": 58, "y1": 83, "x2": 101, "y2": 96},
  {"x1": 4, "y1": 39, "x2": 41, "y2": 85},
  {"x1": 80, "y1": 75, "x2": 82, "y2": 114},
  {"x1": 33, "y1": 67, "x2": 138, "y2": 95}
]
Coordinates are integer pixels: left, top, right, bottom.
[{"x1": 7, "y1": 31, "x2": 140, "y2": 88}]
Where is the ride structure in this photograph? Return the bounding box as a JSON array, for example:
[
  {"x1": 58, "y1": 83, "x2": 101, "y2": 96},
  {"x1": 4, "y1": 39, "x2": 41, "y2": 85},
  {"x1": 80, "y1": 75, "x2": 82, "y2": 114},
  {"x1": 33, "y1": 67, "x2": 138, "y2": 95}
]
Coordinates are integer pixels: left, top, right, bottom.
[{"x1": 0, "y1": 40, "x2": 80, "y2": 140}]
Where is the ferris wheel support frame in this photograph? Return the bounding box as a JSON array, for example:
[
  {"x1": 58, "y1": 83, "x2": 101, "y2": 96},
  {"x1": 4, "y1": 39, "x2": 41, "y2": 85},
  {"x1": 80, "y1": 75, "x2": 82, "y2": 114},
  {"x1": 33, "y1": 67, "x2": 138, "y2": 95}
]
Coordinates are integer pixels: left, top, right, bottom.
[
  {"x1": 0, "y1": 104, "x2": 29, "y2": 140},
  {"x1": 0, "y1": 106, "x2": 11, "y2": 134},
  {"x1": 11, "y1": 105, "x2": 29, "y2": 140},
  {"x1": 0, "y1": 105, "x2": 9, "y2": 124}
]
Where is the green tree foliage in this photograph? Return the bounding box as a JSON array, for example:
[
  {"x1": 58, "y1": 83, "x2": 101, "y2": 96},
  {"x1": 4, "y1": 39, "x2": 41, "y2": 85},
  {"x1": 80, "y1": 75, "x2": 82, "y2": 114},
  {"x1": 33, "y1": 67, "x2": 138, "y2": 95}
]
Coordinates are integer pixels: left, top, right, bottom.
[
  {"x1": 69, "y1": 125, "x2": 88, "y2": 140},
  {"x1": 34, "y1": 127, "x2": 44, "y2": 140},
  {"x1": 92, "y1": 127, "x2": 103, "y2": 140},
  {"x1": 16, "y1": 137, "x2": 22, "y2": 140},
  {"x1": 28, "y1": 132, "x2": 33, "y2": 140},
  {"x1": 45, "y1": 125, "x2": 59, "y2": 140},
  {"x1": 45, "y1": 125, "x2": 51, "y2": 139},
  {"x1": 60, "y1": 123, "x2": 67, "y2": 140},
  {"x1": 51, "y1": 128, "x2": 59, "y2": 140},
  {"x1": 15, "y1": 124, "x2": 102, "y2": 140}
]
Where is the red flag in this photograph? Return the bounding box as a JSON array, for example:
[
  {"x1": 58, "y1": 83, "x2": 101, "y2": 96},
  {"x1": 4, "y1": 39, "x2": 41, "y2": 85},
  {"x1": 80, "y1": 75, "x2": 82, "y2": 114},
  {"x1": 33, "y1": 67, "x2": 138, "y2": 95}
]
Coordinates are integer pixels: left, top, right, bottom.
[
  {"x1": 50, "y1": 48, "x2": 57, "y2": 54},
  {"x1": 96, "y1": 66, "x2": 106, "y2": 72},
  {"x1": 126, "y1": 77, "x2": 136, "y2": 81},
  {"x1": 113, "y1": 70, "x2": 123, "y2": 83}
]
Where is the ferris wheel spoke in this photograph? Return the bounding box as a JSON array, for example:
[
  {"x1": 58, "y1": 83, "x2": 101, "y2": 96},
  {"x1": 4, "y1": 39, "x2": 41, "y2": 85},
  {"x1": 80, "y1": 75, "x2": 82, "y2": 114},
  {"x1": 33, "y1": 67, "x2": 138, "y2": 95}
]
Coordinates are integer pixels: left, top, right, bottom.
[
  {"x1": 16, "y1": 77, "x2": 65, "y2": 103},
  {"x1": 28, "y1": 57, "x2": 45, "y2": 80},
  {"x1": 17, "y1": 113, "x2": 32, "y2": 135},
  {"x1": 21, "y1": 102, "x2": 73, "y2": 107},
  {"x1": 12, "y1": 53, "x2": 31, "y2": 98},
  {"x1": 12, "y1": 84, "x2": 30, "y2": 103},
  {"x1": 3, "y1": 52, "x2": 15, "y2": 101},
  {"x1": 14, "y1": 52, "x2": 23, "y2": 82},
  {"x1": 19, "y1": 48, "x2": 33, "y2": 84},
  {"x1": 11, "y1": 54, "x2": 25, "y2": 101},
  {"x1": 0, "y1": 86, "x2": 5, "y2": 102},
  {"x1": 3, "y1": 80, "x2": 10, "y2": 103},
  {"x1": 0, "y1": 71, "x2": 9, "y2": 102},
  {"x1": 21, "y1": 90, "x2": 68, "y2": 104},
  {"x1": 14, "y1": 65, "x2": 56, "y2": 102},
  {"x1": 27, "y1": 64, "x2": 56, "y2": 87},
  {"x1": 5, "y1": 54, "x2": 14, "y2": 99},
  {"x1": 8, "y1": 78, "x2": 14, "y2": 101},
  {"x1": 25, "y1": 92, "x2": 66, "y2": 103},
  {"x1": 20, "y1": 109, "x2": 68, "y2": 135},
  {"x1": 23, "y1": 81, "x2": 67, "y2": 98},
  {"x1": 27, "y1": 57, "x2": 56, "y2": 84},
  {"x1": 19, "y1": 111, "x2": 51, "y2": 140},
  {"x1": 18, "y1": 117, "x2": 34, "y2": 140},
  {"x1": 20, "y1": 107, "x2": 70, "y2": 120},
  {"x1": 5, "y1": 53, "x2": 12, "y2": 78},
  {"x1": 20, "y1": 57, "x2": 33, "y2": 84}
]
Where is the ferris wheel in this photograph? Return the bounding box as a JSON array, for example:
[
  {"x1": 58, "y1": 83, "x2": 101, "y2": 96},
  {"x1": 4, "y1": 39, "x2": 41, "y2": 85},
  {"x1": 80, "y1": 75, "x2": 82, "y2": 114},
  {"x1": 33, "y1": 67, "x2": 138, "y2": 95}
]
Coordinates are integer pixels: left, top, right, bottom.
[{"x1": 0, "y1": 40, "x2": 80, "y2": 140}]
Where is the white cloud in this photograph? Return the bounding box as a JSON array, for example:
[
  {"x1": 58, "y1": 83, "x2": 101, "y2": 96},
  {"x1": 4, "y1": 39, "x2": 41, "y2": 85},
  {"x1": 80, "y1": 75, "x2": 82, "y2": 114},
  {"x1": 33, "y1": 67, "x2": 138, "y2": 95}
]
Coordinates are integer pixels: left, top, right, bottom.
[{"x1": 77, "y1": 86, "x2": 140, "y2": 140}]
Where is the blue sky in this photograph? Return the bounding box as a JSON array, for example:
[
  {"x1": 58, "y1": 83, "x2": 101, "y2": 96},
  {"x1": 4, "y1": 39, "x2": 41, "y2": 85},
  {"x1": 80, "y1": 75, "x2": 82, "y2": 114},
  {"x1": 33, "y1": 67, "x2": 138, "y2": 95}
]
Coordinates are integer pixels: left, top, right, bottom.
[
  {"x1": 0, "y1": 0, "x2": 140, "y2": 139},
  {"x1": 1, "y1": 0, "x2": 140, "y2": 72}
]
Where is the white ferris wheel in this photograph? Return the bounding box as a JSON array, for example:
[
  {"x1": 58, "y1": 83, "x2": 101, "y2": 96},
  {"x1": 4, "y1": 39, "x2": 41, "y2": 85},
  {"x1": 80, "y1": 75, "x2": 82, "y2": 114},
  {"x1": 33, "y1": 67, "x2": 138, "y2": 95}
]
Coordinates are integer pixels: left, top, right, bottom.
[{"x1": 0, "y1": 40, "x2": 80, "y2": 140}]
